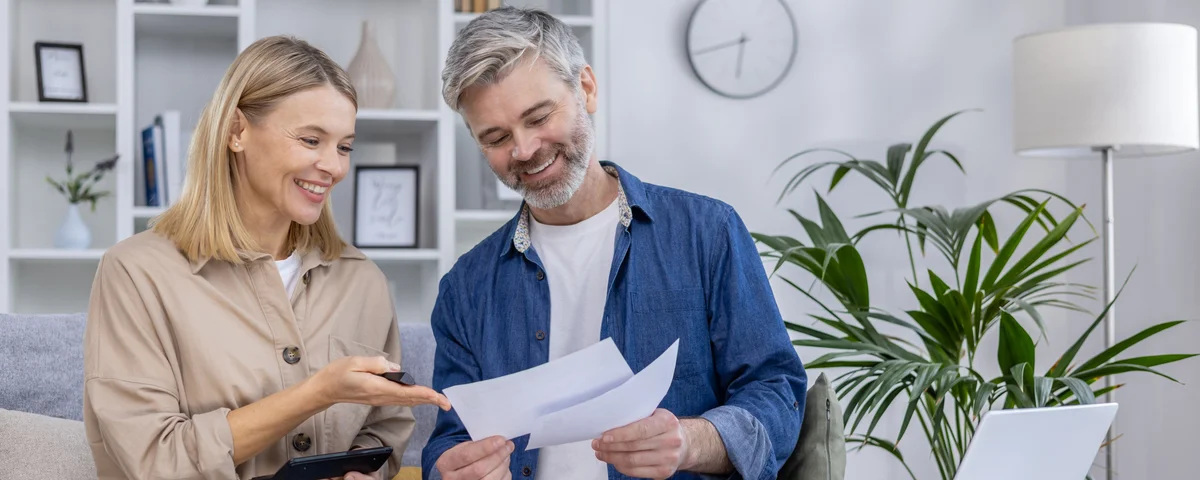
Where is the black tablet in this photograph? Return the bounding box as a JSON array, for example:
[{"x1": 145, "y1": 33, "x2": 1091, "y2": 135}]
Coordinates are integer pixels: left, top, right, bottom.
[{"x1": 251, "y1": 446, "x2": 393, "y2": 480}]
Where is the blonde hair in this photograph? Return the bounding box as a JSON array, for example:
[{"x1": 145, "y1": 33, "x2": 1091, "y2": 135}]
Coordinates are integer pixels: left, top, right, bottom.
[{"x1": 152, "y1": 35, "x2": 356, "y2": 264}]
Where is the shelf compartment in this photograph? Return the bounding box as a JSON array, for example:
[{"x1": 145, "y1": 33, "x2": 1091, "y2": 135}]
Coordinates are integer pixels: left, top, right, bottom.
[
  {"x1": 133, "y1": 4, "x2": 241, "y2": 39},
  {"x1": 8, "y1": 102, "x2": 118, "y2": 130},
  {"x1": 256, "y1": 0, "x2": 441, "y2": 110}
]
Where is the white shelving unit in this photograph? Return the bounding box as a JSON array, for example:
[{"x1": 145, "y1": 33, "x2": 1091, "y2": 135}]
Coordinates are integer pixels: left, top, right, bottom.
[{"x1": 1, "y1": 0, "x2": 608, "y2": 317}]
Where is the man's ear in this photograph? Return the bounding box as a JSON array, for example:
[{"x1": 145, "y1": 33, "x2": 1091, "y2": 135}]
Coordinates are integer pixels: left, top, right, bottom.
[
  {"x1": 579, "y1": 65, "x2": 598, "y2": 114},
  {"x1": 228, "y1": 108, "x2": 248, "y2": 152}
]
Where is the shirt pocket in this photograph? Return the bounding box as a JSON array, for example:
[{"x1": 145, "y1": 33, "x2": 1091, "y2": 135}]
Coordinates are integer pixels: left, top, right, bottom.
[
  {"x1": 630, "y1": 287, "x2": 710, "y2": 380},
  {"x1": 322, "y1": 335, "x2": 390, "y2": 452}
]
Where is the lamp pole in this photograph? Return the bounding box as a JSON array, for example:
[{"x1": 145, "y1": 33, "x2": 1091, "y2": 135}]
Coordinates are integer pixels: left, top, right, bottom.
[{"x1": 1097, "y1": 144, "x2": 1117, "y2": 480}]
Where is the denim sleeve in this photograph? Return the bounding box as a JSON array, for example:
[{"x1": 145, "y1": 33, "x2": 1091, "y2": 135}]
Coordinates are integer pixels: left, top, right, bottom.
[
  {"x1": 421, "y1": 275, "x2": 479, "y2": 480},
  {"x1": 701, "y1": 207, "x2": 808, "y2": 480}
]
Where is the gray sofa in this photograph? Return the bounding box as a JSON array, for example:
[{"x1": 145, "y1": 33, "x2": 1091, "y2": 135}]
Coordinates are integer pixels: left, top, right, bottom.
[
  {"x1": 0, "y1": 313, "x2": 845, "y2": 480},
  {"x1": 0, "y1": 313, "x2": 439, "y2": 479}
]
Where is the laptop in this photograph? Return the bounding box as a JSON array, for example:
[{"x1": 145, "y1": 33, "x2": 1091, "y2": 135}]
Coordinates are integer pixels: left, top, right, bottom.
[{"x1": 954, "y1": 403, "x2": 1119, "y2": 480}]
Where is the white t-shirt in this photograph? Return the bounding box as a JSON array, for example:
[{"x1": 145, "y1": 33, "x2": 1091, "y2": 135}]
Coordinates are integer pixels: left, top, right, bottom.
[
  {"x1": 275, "y1": 251, "x2": 302, "y2": 299},
  {"x1": 530, "y1": 198, "x2": 621, "y2": 480}
]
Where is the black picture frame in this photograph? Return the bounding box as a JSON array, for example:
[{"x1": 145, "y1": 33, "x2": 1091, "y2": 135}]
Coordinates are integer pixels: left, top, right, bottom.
[
  {"x1": 353, "y1": 165, "x2": 420, "y2": 249},
  {"x1": 34, "y1": 41, "x2": 88, "y2": 103}
]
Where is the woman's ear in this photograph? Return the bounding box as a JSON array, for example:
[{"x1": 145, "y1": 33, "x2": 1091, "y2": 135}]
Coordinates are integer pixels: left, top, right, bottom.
[{"x1": 228, "y1": 108, "x2": 248, "y2": 152}]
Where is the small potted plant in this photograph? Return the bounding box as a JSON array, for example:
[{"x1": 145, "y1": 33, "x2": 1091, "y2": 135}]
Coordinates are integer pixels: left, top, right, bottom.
[{"x1": 45, "y1": 130, "x2": 119, "y2": 249}]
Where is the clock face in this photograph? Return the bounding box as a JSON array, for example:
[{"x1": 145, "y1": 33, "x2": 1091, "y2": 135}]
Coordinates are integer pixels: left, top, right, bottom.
[{"x1": 686, "y1": 0, "x2": 798, "y2": 99}]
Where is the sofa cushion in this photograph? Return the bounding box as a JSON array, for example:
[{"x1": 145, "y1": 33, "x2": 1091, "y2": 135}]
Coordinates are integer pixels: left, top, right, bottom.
[
  {"x1": 0, "y1": 408, "x2": 96, "y2": 479},
  {"x1": 0, "y1": 314, "x2": 438, "y2": 472},
  {"x1": 0, "y1": 313, "x2": 87, "y2": 421},
  {"x1": 778, "y1": 372, "x2": 847, "y2": 480}
]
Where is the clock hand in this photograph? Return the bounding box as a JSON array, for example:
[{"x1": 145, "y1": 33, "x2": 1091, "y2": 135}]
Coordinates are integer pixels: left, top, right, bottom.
[
  {"x1": 736, "y1": 34, "x2": 747, "y2": 78},
  {"x1": 692, "y1": 37, "x2": 744, "y2": 55}
]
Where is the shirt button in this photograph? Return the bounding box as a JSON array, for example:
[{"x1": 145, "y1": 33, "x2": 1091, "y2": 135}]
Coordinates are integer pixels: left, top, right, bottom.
[
  {"x1": 302, "y1": 271, "x2": 310, "y2": 285},
  {"x1": 536, "y1": 271, "x2": 544, "y2": 281},
  {"x1": 282, "y1": 346, "x2": 301, "y2": 364},
  {"x1": 292, "y1": 433, "x2": 311, "y2": 452},
  {"x1": 522, "y1": 466, "x2": 532, "y2": 477},
  {"x1": 535, "y1": 330, "x2": 546, "y2": 341}
]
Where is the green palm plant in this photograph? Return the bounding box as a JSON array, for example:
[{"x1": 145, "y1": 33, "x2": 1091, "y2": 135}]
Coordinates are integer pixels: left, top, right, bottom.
[{"x1": 753, "y1": 110, "x2": 1197, "y2": 480}]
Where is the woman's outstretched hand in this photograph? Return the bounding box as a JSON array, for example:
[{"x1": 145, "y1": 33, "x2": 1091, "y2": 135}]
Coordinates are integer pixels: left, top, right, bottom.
[{"x1": 310, "y1": 355, "x2": 451, "y2": 411}]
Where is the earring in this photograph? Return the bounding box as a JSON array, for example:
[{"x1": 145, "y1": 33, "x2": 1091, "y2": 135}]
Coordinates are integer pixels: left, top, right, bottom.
[{"x1": 235, "y1": 142, "x2": 240, "y2": 148}]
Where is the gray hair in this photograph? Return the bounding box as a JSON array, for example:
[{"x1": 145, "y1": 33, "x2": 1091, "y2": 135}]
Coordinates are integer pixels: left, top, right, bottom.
[{"x1": 441, "y1": 6, "x2": 588, "y2": 112}]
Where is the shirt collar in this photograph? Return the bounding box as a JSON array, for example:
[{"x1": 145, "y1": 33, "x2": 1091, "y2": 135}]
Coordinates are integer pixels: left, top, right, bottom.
[
  {"x1": 189, "y1": 243, "x2": 367, "y2": 274},
  {"x1": 509, "y1": 162, "x2": 641, "y2": 255}
]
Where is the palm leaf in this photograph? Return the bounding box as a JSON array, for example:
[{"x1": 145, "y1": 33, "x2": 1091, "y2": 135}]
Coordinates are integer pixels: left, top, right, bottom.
[
  {"x1": 1074, "y1": 321, "x2": 1190, "y2": 374},
  {"x1": 886, "y1": 143, "x2": 911, "y2": 183},
  {"x1": 1047, "y1": 269, "x2": 1134, "y2": 378},
  {"x1": 898, "y1": 109, "x2": 978, "y2": 207}
]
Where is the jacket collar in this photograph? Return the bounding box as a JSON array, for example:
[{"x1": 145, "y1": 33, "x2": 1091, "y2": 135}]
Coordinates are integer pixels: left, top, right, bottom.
[{"x1": 505, "y1": 160, "x2": 654, "y2": 256}]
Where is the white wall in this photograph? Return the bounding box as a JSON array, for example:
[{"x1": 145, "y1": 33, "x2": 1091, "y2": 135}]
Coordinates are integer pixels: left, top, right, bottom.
[
  {"x1": 607, "y1": 1, "x2": 1199, "y2": 479},
  {"x1": 1056, "y1": 3, "x2": 1200, "y2": 480}
]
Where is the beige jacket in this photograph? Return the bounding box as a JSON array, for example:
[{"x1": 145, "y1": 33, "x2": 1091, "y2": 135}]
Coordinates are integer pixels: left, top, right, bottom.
[{"x1": 82, "y1": 230, "x2": 415, "y2": 480}]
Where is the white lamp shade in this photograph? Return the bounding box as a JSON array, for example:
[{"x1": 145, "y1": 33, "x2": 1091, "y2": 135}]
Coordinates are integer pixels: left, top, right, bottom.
[{"x1": 1013, "y1": 23, "x2": 1200, "y2": 157}]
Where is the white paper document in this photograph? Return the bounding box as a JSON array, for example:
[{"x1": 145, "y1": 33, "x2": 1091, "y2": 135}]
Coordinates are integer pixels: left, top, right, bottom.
[{"x1": 442, "y1": 337, "x2": 680, "y2": 450}]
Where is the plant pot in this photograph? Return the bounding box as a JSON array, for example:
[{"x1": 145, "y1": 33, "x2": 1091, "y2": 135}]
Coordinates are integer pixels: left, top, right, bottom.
[
  {"x1": 54, "y1": 203, "x2": 91, "y2": 250},
  {"x1": 346, "y1": 20, "x2": 397, "y2": 109}
]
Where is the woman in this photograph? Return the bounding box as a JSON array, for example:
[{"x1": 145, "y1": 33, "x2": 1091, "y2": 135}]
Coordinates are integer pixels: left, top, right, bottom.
[{"x1": 82, "y1": 35, "x2": 449, "y2": 480}]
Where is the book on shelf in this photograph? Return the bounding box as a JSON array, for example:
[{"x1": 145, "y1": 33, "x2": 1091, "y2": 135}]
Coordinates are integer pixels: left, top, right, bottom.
[
  {"x1": 456, "y1": 0, "x2": 502, "y2": 13},
  {"x1": 140, "y1": 110, "x2": 184, "y2": 208}
]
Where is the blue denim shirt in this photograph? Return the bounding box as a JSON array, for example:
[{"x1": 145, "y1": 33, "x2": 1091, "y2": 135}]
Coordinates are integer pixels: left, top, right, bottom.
[{"x1": 422, "y1": 162, "x2": 807, "y2": 480}]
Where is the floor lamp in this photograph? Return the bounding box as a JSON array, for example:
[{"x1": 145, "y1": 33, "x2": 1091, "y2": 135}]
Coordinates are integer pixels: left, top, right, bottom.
[{"x1": 1013, "y1": 23, "x2": 1199, "y2": 480}]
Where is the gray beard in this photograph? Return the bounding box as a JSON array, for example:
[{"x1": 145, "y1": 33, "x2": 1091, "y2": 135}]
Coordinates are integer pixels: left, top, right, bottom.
[{"x1": 494, "y1": 105, "x2": 595, "y2": 210}]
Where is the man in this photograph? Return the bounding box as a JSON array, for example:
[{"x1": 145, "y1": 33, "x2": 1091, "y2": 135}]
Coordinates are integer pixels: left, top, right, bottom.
[{"x1": 423, "y1": 6, "x2": 807, "y2": 480}]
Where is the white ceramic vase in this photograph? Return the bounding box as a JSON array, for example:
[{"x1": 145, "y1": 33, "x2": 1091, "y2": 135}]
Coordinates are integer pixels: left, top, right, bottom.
[
  {"x1": 346, "y1": 20, "x2": 397, "y2": 109},
  {"x1": 54, "y1": 203, "x2": 91, "y2": 250}
]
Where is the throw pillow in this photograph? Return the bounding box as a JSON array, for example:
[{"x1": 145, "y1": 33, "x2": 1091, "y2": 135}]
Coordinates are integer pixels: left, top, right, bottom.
[
  {"x1": 778, "y1": 372, "x2": 847, "y2": 480},
  {"x1": 0, "y1": 408, "x2": 97, "y2": 479}
]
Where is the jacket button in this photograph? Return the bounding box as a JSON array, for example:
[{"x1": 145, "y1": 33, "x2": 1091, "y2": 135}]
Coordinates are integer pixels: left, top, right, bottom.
[
  {"x1": 302, "y1": 271, "x2": 310, "y2": 285},
  {"x1": 292, "y1": 433, "x2": 311, "y2": 452},
  {"x1": 535, "y1": 330, "x2": 546, "y2": 341},
  {"x1": 522, "y1": 466, "x2": 531, "y2": 477},
  {"x1": 282, "y1": 346, "x2": 301, "y2": 364},
  {"x1": 536, "y1": 271, "x2": 544, "y2": 281}
]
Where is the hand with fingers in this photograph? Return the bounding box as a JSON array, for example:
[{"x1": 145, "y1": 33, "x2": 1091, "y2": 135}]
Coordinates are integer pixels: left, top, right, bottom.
[
  {"x1": 310, "y1": 355, "x2": 452, "y2": 411},
  {"x1": 436, "y1": 435, "x2": 516, "y2": 480},
  {"x1": 592, "y1": 408, "x2": 690, "y2": 480}
]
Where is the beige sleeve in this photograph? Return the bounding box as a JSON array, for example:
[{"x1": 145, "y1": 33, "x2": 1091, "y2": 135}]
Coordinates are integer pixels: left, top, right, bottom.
[
  {"x1": 350, "y1": 309, "x2": 417, "y2": 479},
  {"x1": 84, "y1": 254, "x2": 238, "y2": 480}
]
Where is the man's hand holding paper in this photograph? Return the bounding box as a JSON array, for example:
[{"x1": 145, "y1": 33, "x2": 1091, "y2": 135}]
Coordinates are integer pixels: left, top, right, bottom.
[{"x1": 441, "y1": 338, "x2": 680, "y2": 450}]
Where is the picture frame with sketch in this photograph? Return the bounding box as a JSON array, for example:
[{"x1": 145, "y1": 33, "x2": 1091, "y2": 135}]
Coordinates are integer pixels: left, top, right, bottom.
[
  {"x1": 353, "y1": 165, "x2": 419, "y2": 248},
  {"x1": 34, "y1": 41, "x2": 88, "y2": 103}
]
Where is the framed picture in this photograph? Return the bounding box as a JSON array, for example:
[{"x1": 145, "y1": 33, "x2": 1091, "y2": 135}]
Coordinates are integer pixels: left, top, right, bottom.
[
  {"x1": 34, "y1": 42, "x2": 88, "y2": 103},
  {"x1": 354, "y1": 165, "x2": 419, "y2": 248}
]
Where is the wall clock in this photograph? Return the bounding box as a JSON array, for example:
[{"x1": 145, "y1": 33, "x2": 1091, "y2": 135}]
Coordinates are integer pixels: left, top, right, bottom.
[{"x1": 685, "y1": 0, "x2": 798, "y2": 99}]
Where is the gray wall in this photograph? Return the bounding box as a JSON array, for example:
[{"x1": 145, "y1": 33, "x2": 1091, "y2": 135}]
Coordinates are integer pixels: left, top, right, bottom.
[{"x1": 608, "y1": 1, "x2": 1197, "y2": 478}]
